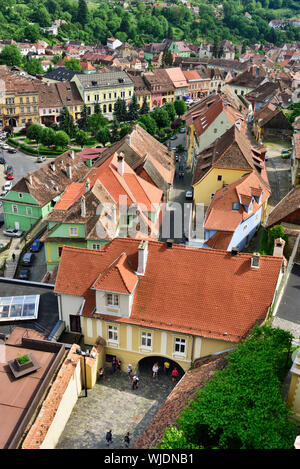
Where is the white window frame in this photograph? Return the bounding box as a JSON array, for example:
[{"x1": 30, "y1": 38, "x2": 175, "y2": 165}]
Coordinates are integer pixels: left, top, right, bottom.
[
  {"x1": 92, "y1": 243, "x2": 101, "y2": 250},
  {"x1": 12, "y1": 205, "x2": 18, "y2": 214},
  {"x1": 107, "y1": 325, "x2": 119, "y2": 344},
  {"x1": 173, "y1": 337, "x2": 186, "y2": 357},
  {"x1": 106, "y1": 293, "x2": 119, "y2": 307},
  {"x1": 140, "y1": 331, "x2": 152, "y2": 350},
  {"x1": 69, "y1": 227, "x2": 79, "y2": 236},
  {"x1": 26, "y1": 207, "x2": 32, "y2": 215}
]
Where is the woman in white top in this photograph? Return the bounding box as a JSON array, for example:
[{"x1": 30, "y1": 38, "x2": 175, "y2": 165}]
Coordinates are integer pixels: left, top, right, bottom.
[{"x1": 152, "y1": 362, "x2": 159, "y2": 378}]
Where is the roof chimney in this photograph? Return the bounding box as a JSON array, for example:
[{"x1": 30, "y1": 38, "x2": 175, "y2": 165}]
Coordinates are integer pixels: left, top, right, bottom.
[
  {"x1": 50, "y1": 162, "x2": 55, "y2": 172},
  {"x1": 166, "y1": 239, "x2": 173, "y2": 249},
  {"x1": 81, "y1": 195, "x2": 86, "y2": 217},
  {"x1": 273, "y1": 237, "x2": 285, "y2": 257},
  {"x1": 137, "y1": 239, "x2": 148, "y2": 275},
  {"x1": 28, "y1": 173, "x2": 32, "y2": 184},
  {"x1": 70, "y1": 150, "x2": 75, "y2": 160},
  {"x1": 251, "y1": 252, "x2": 260, "y2": 269},
  {"x1": 117, "y1": 152, "x2": 125, "y2": 177},
  {"x1": 85, "y1": 179, "x2": 90, "y2": 193},
  {"x1": 231, "y1": 247, "x2": 239, "y2": 256},
  {"x1": 66, "y1": 163, "x2": 72, "y2": 179}
]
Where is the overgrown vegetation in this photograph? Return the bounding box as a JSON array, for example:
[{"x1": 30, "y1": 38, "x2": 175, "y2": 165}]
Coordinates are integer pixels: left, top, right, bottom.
[
  {"x1": 260, "y1": 225, "x2": 288, "y2": 255},
  {"x1": 0, "y1": 0, "x2": 299, "y2": 51},
  {"x1": 158, "y1": 325, "x2": 296, "y2": 450}
]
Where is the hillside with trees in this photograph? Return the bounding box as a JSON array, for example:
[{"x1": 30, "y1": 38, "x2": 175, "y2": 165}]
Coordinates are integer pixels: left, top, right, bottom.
[{"x1": 0, "y1": 0, "x2": 299, "y2": 47}]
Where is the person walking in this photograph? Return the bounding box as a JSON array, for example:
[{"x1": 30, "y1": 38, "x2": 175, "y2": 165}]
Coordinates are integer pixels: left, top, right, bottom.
[
  {"x1": 152, "y1": 362, "x2": 159, "y2": 379},
  {"x1": 132, "y1": 375, "x2": 139, "y2": 390},
  {"x1": 112, "y1": 357, "x2": 117, "y2": 373},
  {"x1": 164, "y1": 360, "x2": 170, "y2": 375},
  {"x1": 127, "y1": 364, "x2": 132, "y2": 379},
  {"x1": 171, "y1": 367, "x2": 179, "y2": 383},
  {"x1": 12, "y1": 253, "x2": 15, "y2": 262},
  {"x1": 124, "y1": 432, "x2": 130, "y2": 448},
  {"x1": 98, "y1": 367, "x2": 105, "y2": 380},
  {"x1": 106, "y1": 430, "x2": 113, "y2": 447},
  {"x1": 116, "y1": 359, "x2": 121, "y2": 373}
]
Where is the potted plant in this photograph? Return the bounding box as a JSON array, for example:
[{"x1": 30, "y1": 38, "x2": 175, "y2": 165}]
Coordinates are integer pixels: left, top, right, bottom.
[{"x1": 15, "y1": 352, "x2": 33, "y2": 371}]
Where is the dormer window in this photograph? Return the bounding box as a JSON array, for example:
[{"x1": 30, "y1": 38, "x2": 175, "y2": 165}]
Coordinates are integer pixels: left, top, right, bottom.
[{"x1": 232, "y1": 202, "x2": 239, "y2": 211}]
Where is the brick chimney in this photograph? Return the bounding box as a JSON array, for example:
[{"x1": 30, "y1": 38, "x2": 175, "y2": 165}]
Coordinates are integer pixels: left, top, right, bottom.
[
  {"x1": 273, "y1": 238, "x2": 285, "y2": 257},
  {"x1": 137, "y1": 239, "x2": 148, "y2": 275},
  {"x1": 85, "y1": 179, "x2": 90, "y2": 193}
]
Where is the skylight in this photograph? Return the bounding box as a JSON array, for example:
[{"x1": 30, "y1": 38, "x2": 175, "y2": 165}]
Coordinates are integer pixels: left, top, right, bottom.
[{"x1": 0, "y1": 295, "x2": 40, "y2": 321}]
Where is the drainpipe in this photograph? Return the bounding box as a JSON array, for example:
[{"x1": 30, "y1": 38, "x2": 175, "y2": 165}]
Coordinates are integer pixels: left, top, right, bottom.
[{"x1": 190, "y1": 335, "x2": 195, "y2": 368}]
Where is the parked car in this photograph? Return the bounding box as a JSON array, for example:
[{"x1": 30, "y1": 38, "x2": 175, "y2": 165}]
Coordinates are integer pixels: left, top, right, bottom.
[
  {"x1": 3, "y1": 228, "x2": 23, "y2": 237},
  {"x1": 179, "y1": 128, "x2": 185, "y2": 133},
  {"x1": 37, "y1": 155, "x2": 46, "y2": 162},
  {"x1": 19, "y1": 269, "x2": 30, "y2": 280},
  {"x1": 2, "y1": 144, "x2": 9, "y2": 150},
  {"x1": 0, "y1": 157, "x2": 5, "y2": 164},
  {"x1": 281, "y1": 149, "x2": 291, "y2": 159},
  {"x1": 22, "y1": 252, "x2": 34, "y2": 266},
  {"x1": 170, "y1": 135, "x2": 177, "y2": 140},
  {"x1": 171, "y1": 147, "x2": 177, "y2": 151},
  {"x1": 6, "y1": 165, "x2": 13, "y2": 174},
  {"x1": 30, "y1": 239, "x2": 42, "y2": 252},
  {"x1": 185, "y1": 190, "x2": 193, "y2": 200},
  {"x1": 0, "y1": 190, "x2": 8, "y2": 197},
  {"x1": 4, "y1": 181, "x2": 12, "y2": 191},
  {"x1": 175, "y1": 155, "x2": 179, "y2": 162},
  {"x1": 6, "y1": 171, "x2": 14, "y2": 180},
  {"x1": 7, "y1": 148, "x2": 17, "y2": 154}
]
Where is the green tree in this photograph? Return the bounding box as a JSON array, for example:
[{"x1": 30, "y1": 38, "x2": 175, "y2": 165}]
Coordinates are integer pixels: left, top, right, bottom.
[
  {"x1": 22, "y1": 24, "x2": 40, "y2": 43},
  {"x1": 159, "y1": 325, "x2": 296, "y2": 450},
  {"x1": 26, "y1": 124, "x2": 43, "y2": 143},
  {"x1": 152, "y1": 107, "x2": 170, "y2": 129},
  {"x1": 59, "y1": 105, "x2": 76, "y2": 137},
  {"x1": 127, "y1": 94, "x2": 140, "y2": 121},
  {"x1": 77, "y1": 0, "x2": 88, "y2": 26},
  {"x1": 75, "y1": 129, "x2": 88, "y2": 148},
  {"x1": 174, "y1": 99, "x2": 187, "y2": 117},
  {"x1": 94, "y1": 102, "x2": 101, "y2": 114},
  {"x1": 96, "y1": 126, "x2": 110, "y2": 145},
  {"x1": 23, "y1": 58, "x2": 44, "y2": 76},
  {"x1": 120, "y1": 123, "x2": 131, "y2": 139},
  {"x1": 114, "y1": 98, "x2": 127, "y2": 123},
  {"x1": 64, "y1": 58, "x2": 82, "y2": 72},
  {"x1": 0, "y1": 44, "x2": 22, "y2": 66},
  {"x1": 110, "y1": 119, "x2": 121, "y2": 142},
  {"x1": 41, "y1": 127, "x2": 56, "y2": 147},
  {"x1": 137, "y1": 114, "x2": 158, "y2": 136},
  {"x1": 78, "y1": 104, "x2": 89, "y2": 132},
  {"x1": 140, "y1": 96, "x2": 150, "y2": 115},
  {"x1": 164, "y1": 102, "x2": 176, "y2": 122},
  {"x1": 88, "y1": 113, "x2": 108, "y2": 136},
  {"x1": 54, "y1": 130, "x2": 70, "y2": 149}
]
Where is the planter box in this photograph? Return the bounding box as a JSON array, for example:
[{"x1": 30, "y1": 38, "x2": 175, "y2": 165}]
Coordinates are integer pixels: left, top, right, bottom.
[{"x1": 15, "y1": 356, "x2": 33, "y2": 371}]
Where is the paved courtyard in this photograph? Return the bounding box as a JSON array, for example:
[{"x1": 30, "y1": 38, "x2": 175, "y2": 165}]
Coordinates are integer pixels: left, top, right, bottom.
[{"x1": 56, "y1": 367, "x2": 178, "y2": 449}]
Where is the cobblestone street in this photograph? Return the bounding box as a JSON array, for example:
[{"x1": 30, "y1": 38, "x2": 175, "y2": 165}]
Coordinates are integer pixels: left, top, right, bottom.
[{"x1": 56, "y1": 368, "x2": 177, "y2": 449}]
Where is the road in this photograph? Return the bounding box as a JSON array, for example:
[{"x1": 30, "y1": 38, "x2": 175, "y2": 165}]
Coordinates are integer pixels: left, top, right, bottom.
[{"x1": 160, "y1": 131, "x2": 193, "y2": 243}]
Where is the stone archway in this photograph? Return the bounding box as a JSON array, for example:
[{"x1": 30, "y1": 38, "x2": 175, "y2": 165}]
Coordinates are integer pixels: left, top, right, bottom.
[
  {"x1": 8, "y1": 118, "x2": 17, "y2": 127},
  {"x1": 137, "y1": 355, "x2": 185, "y2": 379}
]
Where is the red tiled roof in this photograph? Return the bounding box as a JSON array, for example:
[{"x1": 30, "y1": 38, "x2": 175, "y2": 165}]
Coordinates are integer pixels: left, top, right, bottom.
[
  {"x1": 205, "y1": 231, "x2": 233, "y2": 250},
  {"x1": 55, "y1": 238, "x2": 283, "y2": 343},
  {"x1": 92, "y1": 252, "x2": 138, "y2": 294},
  {"x1": 204, "y1": 171, "x2": 270, "y2": 232}
]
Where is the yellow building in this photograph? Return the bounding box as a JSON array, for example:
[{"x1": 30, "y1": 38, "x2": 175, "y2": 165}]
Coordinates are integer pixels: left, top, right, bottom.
[
  {"x1": 72, "y1": 71, "x2": 134, "y2": 119},
  {"x1": 54, "y1": 238, "x2": 283, "y2": 375},
  {"x1": 192, "y1": 125, "x2": 259, "y2": 207},
  {"x1": 0, "y1": 71, "x2": 39, "y2": 128}
]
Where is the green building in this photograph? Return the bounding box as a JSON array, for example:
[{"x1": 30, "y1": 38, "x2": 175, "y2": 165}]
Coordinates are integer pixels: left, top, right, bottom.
[{"x1": 2, "y1": 150, "x2": 90, "y2": 232}]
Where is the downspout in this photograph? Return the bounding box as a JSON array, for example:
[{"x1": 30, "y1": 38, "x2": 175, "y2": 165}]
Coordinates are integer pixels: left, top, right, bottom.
[{"x1": 190, "y1": 335, "x2": 195, "y2": 368}]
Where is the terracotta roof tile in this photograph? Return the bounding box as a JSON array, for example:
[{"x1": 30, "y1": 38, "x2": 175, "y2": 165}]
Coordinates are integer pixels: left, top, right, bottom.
[
  {"x1": 267, "y1": 186, "x2": 300, "y2": 227},
  {"x1": 92, "y1": 252, "x2": 138, "y2": 293}
]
